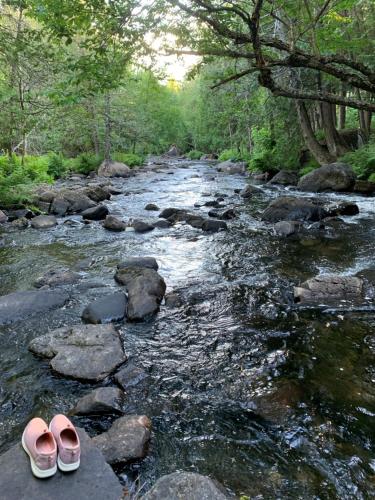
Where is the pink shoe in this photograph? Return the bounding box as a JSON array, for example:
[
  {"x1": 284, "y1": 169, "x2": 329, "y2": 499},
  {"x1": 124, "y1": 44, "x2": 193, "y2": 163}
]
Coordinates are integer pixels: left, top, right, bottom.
[
  {"x1": 49, "y1": 414, "x2": 80, "y2": 472},
  {"x1": 22, "y1": 417, "x2": 57, "y2": 479}
]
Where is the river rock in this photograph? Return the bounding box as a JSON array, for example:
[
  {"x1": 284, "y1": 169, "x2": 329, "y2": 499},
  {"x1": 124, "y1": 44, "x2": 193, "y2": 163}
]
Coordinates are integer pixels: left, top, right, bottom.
[
  {"x1": 92, "y1": 415, "x2": 151, "y2": 465},
  {"x1": 98, "y1": 160, "x2": 132, "y2": 178},
  {"x1": 7, "y1": 209, "x2": 34, "y2": 221},
  {"x1": 202, "y1": 219, "x2": 227, "y2": 232},
  {"x1": 240, "y1": 184, "x2": 260, "y2": 198},
  {"x1": 34, "y1": 269, "x2": 80, "y2": 288},
  {"x1": 103, "y1": 215, "x2": 126, "y2": 231},
  {"x1": 165, "y1": 292, "x2": 183, "y2": 308},
  {"x1": 165, "y1": 145, "x2": 179, "y2": 157},
  {"x1": 132, "y1": 220, "x2": 155, "y2": 233},
  {"x1": 217, "y1": 160, "x2": 247, "y2": 174},
  {"x1": 11, "y1": 217, "x2": 29, "y2": 229},
  {"x1": 0, "y1": 210, "x2": 8, "y2": 223},
  {"x1": 159, "y1": 207, "x2": 186, "y2": 219},
  {"x1": 117, "y1": 257, "x2": 158, "y2": 271},
  {"x1": 142, "y1": 472, "x2": 229, "y2": 500},
  {"x1": 297, "y1": 163, "x2": 356, "y2": 192},
  {"x1": 84, "y1": 185, "x2": 111, "y2": 203},
  {"x1": 145, "y1": 203, "x2": 159, "y2": 211},
  {"x1": 294, "y1": 275, "x2": 364, "y2": 304},
  {"x1": 0, "y1": 428, "x2": 123, "y2": 500},
  {"x1": 0, "y1": 290, "x2": 69, "y2": 325},
  {"x1": 81, "y1": 292, "x2": 127, "y2": 324},
  {"x1": 184, "y1": 214, "x2": 206, "y2": 229},
  {"x1": 50, "y1": 197, "x2": 70, "y2": 216},
  {"x1": 58, "y1": 190, "x2": 96, "y2": 213},
  {"x1": 261, "y1": 196, "x2": 324, "y2": 223},
  {"x1": 31, "y1": 215, "x2": 57, "y2": 229},
  {"x1": 268, "y1": 170, "x2": 298, "y2": 186},
  {"x1": 28, "y1": 324, "x2": 126, "y2": 381},
  {"x1": 114, "y1": 362, "x2": 149, "y2": 390},
  {"x1": 70, "y1": 387, "x2": 125, "y2": 416},
  {"x1": 353, "y1": 180, "x2": 375, "y2": 195},
  {"x1": 153, "y1": 219, "x2": 172, "y2": 228},
  {"x1": 200, "y1": 153, "x2": 217, "y2": 160},
  {"x1": 209, "y1": 209, "x2": 235, "y2": 220},
  {"x1": 204, "y1": 200, "x2": 221, "y2": 208},
  {"x1": 115, "y1": 267, "x2": 166, "y2": 320},
  {"x1": 324, "y1": 201, "x2": 359, "y2": 217},
  {"x1": 81, "y1": 205, "x2": 109, "y2": 220},
  {"x1": 274, "y1": 220, "x2": 302, "y2": 237}
]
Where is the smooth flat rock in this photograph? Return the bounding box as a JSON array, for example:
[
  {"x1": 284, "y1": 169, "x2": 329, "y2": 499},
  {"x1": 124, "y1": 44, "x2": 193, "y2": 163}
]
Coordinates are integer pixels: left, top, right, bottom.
[
  {"x1": 142, "y1": 472, "x2": 229, "y2": 500},
  {"x1": 0, "y1": 428, "x2": 123, "y2": 500},
  {"x1": 34, "y1": 269, "x2": 80, "y2": 288},
  {"x1": 31, "y1": 215, "x2": 57, "y2": 229},
  {"x1": 294, "y1": 275, "x2": 364, "y2": 304},
  {"x1": 115, "y1": 267, "x2": 166, "y2": 320},
  {"x1": 70, "y1": 387, "x2": 125, "y2": 416},
  {"x1": 117, "y1": 257, "x2": 159, "y2": 271},
  {"x1": 82, "y1": 293, "x2": 127, "y2": 324},
  {"x1": 29, "y1": 324, "x2": 126, "y2": 381},
  {"x1": 92, "y1": 415, "x2": 151, "y2": 465},
  {"x1": 0, "y1": 290, "x2": 69, "y2": 325}
]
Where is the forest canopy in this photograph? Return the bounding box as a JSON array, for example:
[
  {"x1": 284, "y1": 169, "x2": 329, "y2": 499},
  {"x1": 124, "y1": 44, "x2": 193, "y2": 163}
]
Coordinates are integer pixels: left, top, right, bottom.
[{"x1": 0, "y1": 0, "x2": 374, "y2": 206}]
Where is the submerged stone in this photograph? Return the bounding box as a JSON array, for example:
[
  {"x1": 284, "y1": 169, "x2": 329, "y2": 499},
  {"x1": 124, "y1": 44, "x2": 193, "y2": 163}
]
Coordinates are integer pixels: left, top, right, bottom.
[
  {"x1": 70, "y1": 387, "x2": 125, "y2": 416},
  {"x1": 81, "y1": 292, "x2": 127, "y2": 324}
]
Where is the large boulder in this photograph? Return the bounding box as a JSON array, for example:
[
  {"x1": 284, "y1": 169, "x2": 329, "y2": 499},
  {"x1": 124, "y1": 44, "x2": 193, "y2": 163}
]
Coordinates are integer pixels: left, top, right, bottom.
[
  {"x1": 261, "y1": 196, "x2": 325, "y2": 223},
  {"x1": 81, "y1": 292, "x2": 127, "y2": 324},
  {"x1": 0, "y1": 290, "x2": 69, "y2": 325},
  {"x1": 0, "y1": 428, "x2": 123, "y2": 500},
  {"x1": 294, "y1": 275, "x2": 364, "y2": 304},
  {"x1": 0, "y1": 210, "x2": 8, "y2": 223},
  {"x1": 70, "y1": 387, "x2": 125, "y2": 416},
  {"x1": 92, "y1": 415, "x2": 151, "y2": 465},
  {"x1": 142, "y1": 472, "x2": 229, "y2": 500},
  {"x1": 58, "y1": 190, "x2": 96, "y2": 213},
  {"x1": 115, "y1": 267, "x2": 166, "y2": 320},
  {"x1": 217, "y1": 160, "x2": 247, "y2": 174},
  {"x1": 268, "y1": 170, "x2": 298, "y2": 186},
  {"x1": 81, "y1": 205, "x2": 109, "y2": 220},
  {"x1": 240, "y1": 184, "x2": 261, "y2": 198},
  {"x1": 28, "y1": 324, "x2": 126, "y2": 381},
  {"x1": 297, "y1": 163, "x2": 356, "y2": 192},
  {"x1": 31, "y1": 215, "x2": 57, "y2": 229},
  {"x1": 98, "y1": 160, "x2": 132, "y2": 178},
  {"x1": 84, "y1": 185, "x2": 111, "y2": 203}
]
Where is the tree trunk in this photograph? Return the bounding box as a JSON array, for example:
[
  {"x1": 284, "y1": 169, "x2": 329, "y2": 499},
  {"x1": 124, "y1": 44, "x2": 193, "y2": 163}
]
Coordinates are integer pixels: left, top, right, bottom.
[
  {"x1": 296, "y1": 100, "x2": 334, "y2": 164},
  {"x1": 321, "y1": 102, "x2": 350, "y2": 158},
  {"x1": 104, "y1": 93, "x2": 112, "y2": 162},
  {"x1": 339, "y1": 83, "x2": 346, "y2": 129}
]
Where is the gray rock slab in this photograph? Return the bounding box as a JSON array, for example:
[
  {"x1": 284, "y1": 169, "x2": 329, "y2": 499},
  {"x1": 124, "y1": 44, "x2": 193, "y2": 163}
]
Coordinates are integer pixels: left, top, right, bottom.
[
  {"x1": 29, "y1": 324, "x2": 126, "y2": 381},
  {"x1": 0, "y1": 290, "x2": 69, "y2": 325},
  {"x1": 0, "y1": 428, "x2": 123, "y2": 500}
]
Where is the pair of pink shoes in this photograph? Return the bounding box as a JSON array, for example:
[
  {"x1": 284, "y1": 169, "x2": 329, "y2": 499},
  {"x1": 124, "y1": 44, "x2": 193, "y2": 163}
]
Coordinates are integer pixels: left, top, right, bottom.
[{"x1": 22, "y1": 415, "x2": 80, "y2": 479}]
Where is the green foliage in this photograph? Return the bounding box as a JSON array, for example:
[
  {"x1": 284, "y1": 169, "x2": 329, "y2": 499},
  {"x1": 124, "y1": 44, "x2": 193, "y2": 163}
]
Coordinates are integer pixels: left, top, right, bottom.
[
  {"x1": 0, "y1": 154, "x2": 52, "y2": 208},
  {"x1": 71, "y1": 153, "x2": 102, "y2": 175},
  {"x1": 219, "y1": 148, "x2": 250, "y2": 162},
  {"x1": 340, "y1": 141, "x2": 375, "y2": 179},
  {"x1": 187, "y1": 150, "x2": 204, "y2": 160},
  {"x1": 47, "y1": 153, "x2": 67, "y2": 179},
  {"x1": 112, "y1": 152, "x2": 144, "y2": 167},
  {"x1": 368, "y1": 173, "x2": 375, "y2": 182},
  {"x1": 299, "y1": 165, "x2": 317, "y2": 177}
]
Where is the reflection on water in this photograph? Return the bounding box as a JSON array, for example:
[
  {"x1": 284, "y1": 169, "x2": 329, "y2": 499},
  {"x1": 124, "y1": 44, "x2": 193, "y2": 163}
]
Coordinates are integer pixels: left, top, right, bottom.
[{"x1": 0, "y1": 162, "x2": 375, "y2": 498}]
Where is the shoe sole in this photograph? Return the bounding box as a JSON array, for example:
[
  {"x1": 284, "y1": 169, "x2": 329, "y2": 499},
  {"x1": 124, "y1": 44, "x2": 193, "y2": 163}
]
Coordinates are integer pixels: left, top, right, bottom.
[
  {"x1": 57, "y1": 456, "x2": 80, "y2": 472},
  {"x1": 21, "y1": 431, "x2": 57, "y2": 479}
]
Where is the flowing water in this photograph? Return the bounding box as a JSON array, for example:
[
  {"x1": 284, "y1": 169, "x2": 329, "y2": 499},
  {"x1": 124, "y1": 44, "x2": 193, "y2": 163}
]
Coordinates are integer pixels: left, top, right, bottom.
[{"x1": 0, "y1": 161, "x2": 375, "y2": 499}]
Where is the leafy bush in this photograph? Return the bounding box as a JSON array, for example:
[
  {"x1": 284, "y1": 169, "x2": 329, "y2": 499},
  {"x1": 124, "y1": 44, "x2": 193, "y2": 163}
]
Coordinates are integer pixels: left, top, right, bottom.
[
  {"x1": 47, "y1": 153, "x2": 67, "y2": 179},
  {"x1": 0, "y1": 154, "x2": 52, "y2": 208},
  {"x1": 113, "y1": 152, "x2": 144, "y2": 167},
  {"x1": 368, "y1": 173, "x2": 375, "y2": 183},
  {"x1": 219, "y1": 148, "x2": 246, "y2": 162},
  {"x1": 187, "y1": 150, "x2": 205, "y2": 160},
  {"x1": 340, "y1": 141, "x2": 375, "y2": 179}
]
